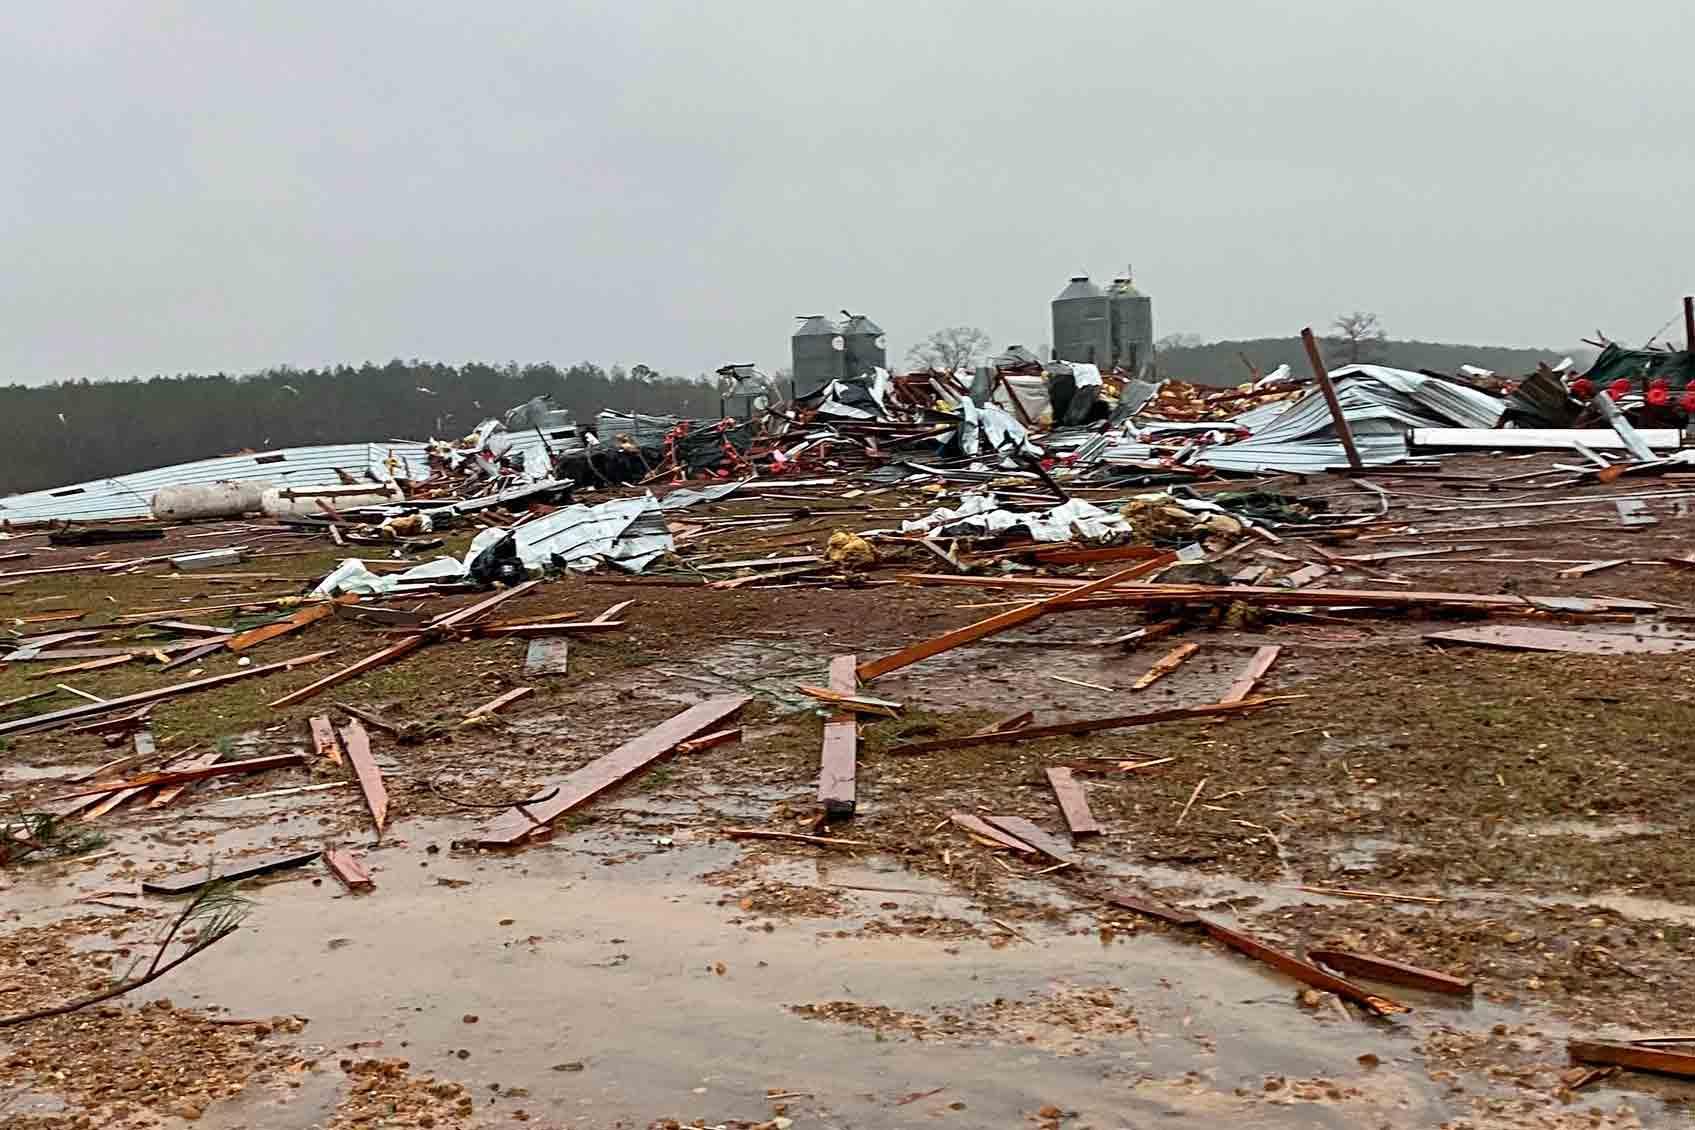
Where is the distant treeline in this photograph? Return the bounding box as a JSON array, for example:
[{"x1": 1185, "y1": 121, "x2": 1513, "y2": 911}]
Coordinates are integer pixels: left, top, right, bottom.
[
  {"x1": 1157, "y1": 337, "x2": 1573, "y2": 387},
  {"x1": 0, "y1": 361, "x2": 718, "y2": 496}
]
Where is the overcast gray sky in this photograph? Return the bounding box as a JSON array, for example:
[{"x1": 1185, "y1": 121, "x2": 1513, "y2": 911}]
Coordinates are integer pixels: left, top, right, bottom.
[{"x1": 4, "y1": 2, "x2": 1691, "y2": 385}]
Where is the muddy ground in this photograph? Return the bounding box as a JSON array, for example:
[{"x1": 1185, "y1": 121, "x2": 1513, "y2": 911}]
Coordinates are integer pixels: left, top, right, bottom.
[{"x1": 2, "y1": 455, "x2": 1694, "y2": 1128}]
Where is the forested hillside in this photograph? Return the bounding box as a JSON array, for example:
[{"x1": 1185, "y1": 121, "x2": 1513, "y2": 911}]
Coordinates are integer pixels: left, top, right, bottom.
[
  {"x1": 1157, "y1": 337, "x2": 1573, "y2": 387},
  {"x1": 0, "y1": 361, "x2": 717, "y2": 495}
]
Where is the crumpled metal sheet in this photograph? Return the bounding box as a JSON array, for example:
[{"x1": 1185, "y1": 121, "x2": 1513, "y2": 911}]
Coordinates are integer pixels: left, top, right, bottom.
[
  {"x1": 0, "y1": 442, "x2": 429, "y2": 524},
  {"x1": 901, "y1": 492, "x2": 1130, "y2": 543}
]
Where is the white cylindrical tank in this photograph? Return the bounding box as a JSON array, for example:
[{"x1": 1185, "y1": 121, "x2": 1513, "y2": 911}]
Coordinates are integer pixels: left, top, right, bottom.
[
  {"x1": 150, "y1": 480, "x2": 272, "y2": 520},
  {"x1": 259, "y1": 485, "x2": 402, "y2": 518}
]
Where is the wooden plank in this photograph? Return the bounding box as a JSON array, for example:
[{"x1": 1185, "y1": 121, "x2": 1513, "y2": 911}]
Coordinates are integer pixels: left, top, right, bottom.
[
  {"x1": 48, "y1": 753, "x2": 306, "y2": 802},
  {"x1": 889, "y1": 698, "x2": 1288, "y2": 756},
  {"x1": 1101, "y1": 890, "x2": 1200, "y2": 927},
  {"x1": 1201, "y1": 920, "x2": 1409, "y2": 1017},
  {"x1": 1282, "y1": 563, "x2": 1332, "y2": 589},
  {"x1": 1132, "y1": 642, "x2": 1199, "y2": 690},
  {"x1": 338, "y1": 719, "x2": 388, "y2": 835},
  {"x1": 81, "y1": 730, "x2": 162, "y2": 820},
  {"x1": 0, "y1": 650, "x2": 336, "y2": 737},
  {"x1": 856, "y1": 555, "x2": 1177, "y2": 682},
  {"x1": 146, "y1": 749, "x2": 223, "y2": 808},
  {"x1": 308, "y1": 715, "x2": 344, "y2": 765},
  {"x1": 1556, "y1": 559, "x2": 1628, "y2": 579},
  {"x1": 478, "y1": 620, "x2": 625, "y2": 638},
  {"x1": 523, "y1": 638, "x2": 571, "y2": 676},
  {"x1": 982, "y1": 815, "x2": 1075, "y2": 864},
  {"x1": 464, "y1": 686, "x2": 534, "y2": 721},
  {"x1": 1044, "y1": 768, "x2": 1101, "y2": 838},
  {"x1": 323, "y1": 848, "x2": 374, "y2": 891},
  {"x1": 226, "y1": 600, "x2": 339, "y2": 652},
  {"x1": 1302, "y1": 326, "x2": 1363, "y2": 471},
  {"x1": 29, "y1": 654, "x2": 137, "y2": 679},
  {"x1": 1567, "y1": 1039, "x2": 1695, "y2": 1080},
  {"x1": 1219, "y1": 645, "x2": 1281, "y2": 705},
  {"x1": 677, "y1": 727, "x2": 740, "y2": 755},
  {"x1": 796, "y1": 683, "x2": 900, "y2": 717},
  {"x1": 972, "y1": 710, "x2": 1034, "y2": 736},
  {"x1": 1308, "y1": 949, "x2": 1473, "y2": 995},
  {"x1": 141, "y1": 849, "x2": 322, "y2": 895},
  {"x1": 152, "y1": 621, "x2": 235, "y2": 636},
  {"x1": 269, "y1": 634, "x2": 427, "y2": 708},
  {"x1": 818, "y1": 654, "x2": 857, "y2": 817},
  {"x1": 269, "y1": 581, "x2": 541, "y2": 708},
  {"x1": 479, "y1": 696, "x2": 751, "y2": 846},
  {"x1": 950, "y1": 813, "x2": 1037, "y2": 854},
  {"x1": 1424, "y1": 625, "x2": 1695, "y2": 656},
  {"x1": 158, "y1": 640, "x2": 229, "y2": 672}
]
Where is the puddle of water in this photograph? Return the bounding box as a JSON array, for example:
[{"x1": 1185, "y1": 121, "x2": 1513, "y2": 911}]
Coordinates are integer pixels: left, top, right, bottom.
[
  {"x1": 121, "y1": 830, "x2": 1456, "y2": 1127},
  {"x1": 1504, "y1": 819, "x2": 1666, "y2": 842}
]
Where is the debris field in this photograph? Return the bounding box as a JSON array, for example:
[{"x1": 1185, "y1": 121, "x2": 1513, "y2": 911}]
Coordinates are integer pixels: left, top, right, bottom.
[{"x1": 4, "y1": 345, "x2": 1695, "y2": 1129}]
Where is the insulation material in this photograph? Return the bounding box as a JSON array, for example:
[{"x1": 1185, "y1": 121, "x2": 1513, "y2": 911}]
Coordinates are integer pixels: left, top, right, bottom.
[{"x1": 901, "y1": 492, "x2": 1129, "y2": 544}]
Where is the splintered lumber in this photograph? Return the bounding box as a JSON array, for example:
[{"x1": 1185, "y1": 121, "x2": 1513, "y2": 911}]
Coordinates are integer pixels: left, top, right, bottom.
[
  {"x1": 951, "y1": 813, "x2": 1038, "y2": 853},
  {"x1": 158, "y1": 641, "x2": 228, "y2": 672},
  {"x1": 1044, "y1": 768, "x2": 1100, "y2": 838},
  {"x1": 226, "y1": 600, "x2": 340, "y2": 652},
  {"x1": 889, "y1": 697, "x2": 1289, "y2": 755},
  {"x1": 479, "y1": 696, "x2": 751, "y2": 846},
  {"x1": 1220, "y1": 645, "x2": 1281, "y2": 704},
  {"x1": 269, "y1": 580, "x2": 541, "y2": 708},
  {"x1": 721, "y1": 828, "x2": 870, "y2": 849},
  {"x1": 1200, "y1": 920, "x2": 1409, "y2": 1017},
  {"x1": 323, "y1": 848, "x2": 374, "y2": 891},
  {"x1": 1567, "y1": 1039, "x2": 1695, "y2": 1080},
  {"x1": 1556, "y1": 559, "x2": 1627, "y2": 579},
  {"x1": 677, "y1": 727, "x2": 741, "y2": 755},
  {"x1": 1309, "y1": 949, "x2": 1473, "y2": 995},
  {"x1": 464, "y1": 686, "x2": 534, "y2": 721},
  {"x1": 338, "y1": 719, "x2": 388, "y2": 835},
  {"x1": 142, "y1": 849, "x2": 322, "y2": 895},
  {"x1": 973, "y1": 710, "x2": 1034, "y2": 736},
  {"x1": 146, "y1": 749, "x2": 222, "y2": 808},
  {"x1": 857, "y1": 556, "x2": 1176, "y2": 682},
  {"x1": 1132, "y1": 642, "x2": 1199, "y2": 690},
  {"x1": 49, "y1": 753, "x2": 305, "y2": 802},
  {"x1": 982, "y1": 815, "x2": 1075, "y2": 864},
  {"x1": 523, "y1": 638, "x2": 571, "y2": 676},
  {"x1": 1424, "y1": 625, "x2": 1695, "y2": 656},
  {"x1": 0, "y1": 650, "x2": 337, "y2": 738},
  {"x1": 81, "y1": 730, "x2": 163, "y2": 820},
  {"x1": 308, "y1": 715, "x2": 344, "y2": 765},
  {"x1": 817, "y1": 655, "x2": 858, "y2": 817},
  {"x1": 796, "y1": 684, "x2": 900, "y2": 717}
]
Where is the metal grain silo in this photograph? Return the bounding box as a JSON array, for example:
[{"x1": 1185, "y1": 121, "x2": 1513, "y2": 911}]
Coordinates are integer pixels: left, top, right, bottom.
[
  {"x1": 1108, "y1": 272, "x2": 1154, "y2": 373},
  {"x1": 791, "y1": 315, "x2": 845, "y2": 398},
  {"x1": 840, "y1": 312, "x2": 887, "y2": 377},
  {"x1": 1051, "y1": 275, "x2": 1111, "y2": 366}
]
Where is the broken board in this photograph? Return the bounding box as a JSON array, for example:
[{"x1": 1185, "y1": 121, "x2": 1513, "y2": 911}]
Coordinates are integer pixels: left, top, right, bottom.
[
  {"x1": 817, "y1": 655, "x2": 857, "y2": 818},
  {"x1": 1424, "y1": 625, "x2": 1695, "y2": 656},
  {"x1": 1044, "y1": 767, "x2": 1101, "y2": 838},
  {"x1": 480, "y1": 696, "x2": 751, "y2": 846},
  {"x1": 982, "y1": 814, "x2": 1076, "y2": 864},
  {"x1": 523, "y1": 638, "x2": 571, "y2": 676},
  {"x1": 950, "y1": 813, "x2": 1038, "y2": 853},
  {"x1": 338, "y1": 719, "x2": 388, "y2": 835}
]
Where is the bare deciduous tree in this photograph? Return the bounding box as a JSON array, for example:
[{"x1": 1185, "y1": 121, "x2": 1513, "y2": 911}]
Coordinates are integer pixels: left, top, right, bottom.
[
  {"x1": 1330, "y1": 311, "x2": 1387, "y2": 364},
  {"x1": 905, "y1": 326, "x2": 992, "y2": 373},
  {"x1": 1155, "y1": 332, "x2": 1205, "y2": 351}
]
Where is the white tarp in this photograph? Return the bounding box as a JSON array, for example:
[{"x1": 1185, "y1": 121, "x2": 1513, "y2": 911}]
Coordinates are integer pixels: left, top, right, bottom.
[{"x1": 900, "y1": 491, "x2": 1129, "y2": 544}]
